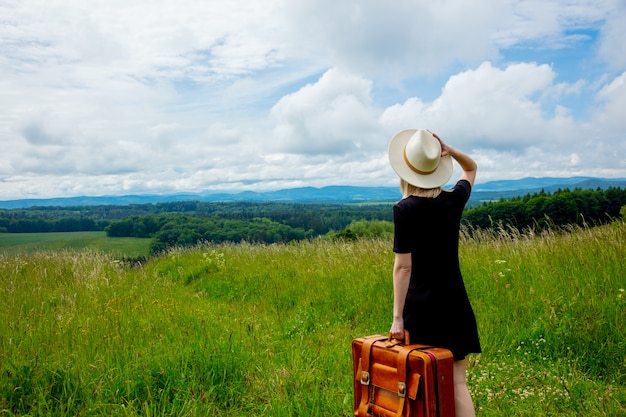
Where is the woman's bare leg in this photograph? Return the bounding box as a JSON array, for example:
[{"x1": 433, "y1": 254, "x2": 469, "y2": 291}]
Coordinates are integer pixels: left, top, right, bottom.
[{"x1": 454, "y1": 359, "x2": 476, "y2": 417}]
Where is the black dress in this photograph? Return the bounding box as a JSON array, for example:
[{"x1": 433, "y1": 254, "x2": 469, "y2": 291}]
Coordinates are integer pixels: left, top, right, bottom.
[{"x1": 393, "y1": 179, "x2": 481, "y2": 360}]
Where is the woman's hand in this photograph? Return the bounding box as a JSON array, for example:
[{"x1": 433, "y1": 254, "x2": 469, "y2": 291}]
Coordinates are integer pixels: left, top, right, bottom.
[
  {"x1": 427, "y1": 130, "x2": 450, "y2": 157},
  {"x1": 389, "y1": 318, "x2": 405, "y2": 341}
]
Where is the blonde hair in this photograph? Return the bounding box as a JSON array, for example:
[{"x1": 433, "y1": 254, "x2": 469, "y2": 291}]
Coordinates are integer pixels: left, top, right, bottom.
[{"x1": 399, "y1": 179, "x2": 443, "y2": 199}]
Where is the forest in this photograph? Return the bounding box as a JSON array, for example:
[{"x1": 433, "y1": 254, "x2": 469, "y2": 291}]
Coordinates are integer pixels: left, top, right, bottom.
[
  {"x1": 1, "y1": 187, "x2": 625, "y2": 254},
  {"x1": 463, "y1": 187, "x2": 626, "y2": 230}
]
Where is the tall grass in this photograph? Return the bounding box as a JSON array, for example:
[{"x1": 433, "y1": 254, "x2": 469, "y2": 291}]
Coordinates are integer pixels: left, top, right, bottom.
[
  {"x1": 1, "y1": 223, "x2": 624, "y2": 416},
  {"x1": 460, "y1": 223, "x2": 625, "y2": 415}
]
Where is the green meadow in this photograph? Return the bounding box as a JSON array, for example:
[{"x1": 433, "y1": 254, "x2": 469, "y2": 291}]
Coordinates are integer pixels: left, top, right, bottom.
[
  {"x1": 1, "y1": 223, "x2": 625, "y2": 416},
  {"x1": 0, "y1": 232, "x2": 151, "y2": 258}
]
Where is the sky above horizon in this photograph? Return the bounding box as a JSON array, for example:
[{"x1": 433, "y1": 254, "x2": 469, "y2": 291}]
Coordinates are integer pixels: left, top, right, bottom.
[{"x1": 1, "y1": 0, "x2": 625, "y2": 200}]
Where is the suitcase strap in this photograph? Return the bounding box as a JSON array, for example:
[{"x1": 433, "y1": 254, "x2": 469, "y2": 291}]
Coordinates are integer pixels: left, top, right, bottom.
[
  {"x1": 358, "y1": 337, "x2": 424, "y2": 417},
  {"x1": 395, "y1": 344, "x2": 434, "y2": 417},
  {"x1": 395, "y1": 345, "x2": 414, "y2": 417},
  {"x1": 357, "y1": 336, "x2": 387, "y2": 417}
]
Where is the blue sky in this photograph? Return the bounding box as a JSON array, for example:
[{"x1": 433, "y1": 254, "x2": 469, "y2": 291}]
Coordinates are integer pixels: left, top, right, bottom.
[{"x1": 0, "y1": 0, "x2": 625, "y2": 200}]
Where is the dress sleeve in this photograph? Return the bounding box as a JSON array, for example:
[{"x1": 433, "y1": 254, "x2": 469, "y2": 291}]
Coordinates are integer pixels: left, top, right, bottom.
[
  {"x1": 454, "y1": 180, "x2": 472, "y2": 203},
  {"x1": 393, "y1": 202, "x2": 412, "y2": 253}
]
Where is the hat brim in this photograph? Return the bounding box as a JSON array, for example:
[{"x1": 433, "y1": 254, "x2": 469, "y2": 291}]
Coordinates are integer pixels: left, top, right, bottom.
[{"x1": 388, "y1": 129, "x2": 453, "y2": 189}]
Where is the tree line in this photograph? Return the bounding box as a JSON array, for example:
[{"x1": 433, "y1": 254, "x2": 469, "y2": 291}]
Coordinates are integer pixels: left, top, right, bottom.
[
  {"x1": 0, "y1": 202, "x2": 393, "y2": 236},
  {"x1": 463, "y1": 187, "x2": 626, "y2": 231},
  {"x1": 106, "y1": 214, "x2": 316, "y2": 253},
  {"x1": 0, "y1": 216, "x2": 107, "y2": 233},
  {"x1": 1, "y1": 187, "x2": 625, "y2": 253}
]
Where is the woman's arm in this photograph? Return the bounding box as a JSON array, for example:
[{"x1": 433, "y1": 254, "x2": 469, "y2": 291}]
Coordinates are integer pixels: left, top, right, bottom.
[
  {"x1": 389, "y1": 252, "x2": 412, "y2": 340},
  {"x1": 446, "y1": 145, "x2": 477, "y2": 187}
]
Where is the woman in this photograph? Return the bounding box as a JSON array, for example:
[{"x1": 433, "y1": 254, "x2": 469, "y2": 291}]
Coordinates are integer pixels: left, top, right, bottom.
[{"x1": 387, "y1": 129, "x2": 480, "y2": 417}]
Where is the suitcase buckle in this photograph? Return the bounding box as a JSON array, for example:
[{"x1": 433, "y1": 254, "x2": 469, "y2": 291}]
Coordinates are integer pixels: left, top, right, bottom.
[
  {"x1": 360, "y1": 371, "x2": 370, "y2": 385},
  {"x1": 398, "y1": 382, "x2": 406, "y2": 398}
]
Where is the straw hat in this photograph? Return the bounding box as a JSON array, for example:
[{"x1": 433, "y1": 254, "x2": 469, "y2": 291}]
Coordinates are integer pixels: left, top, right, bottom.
[{"x1": 388, "y1": 129, "x2": 452, "y2": 189}]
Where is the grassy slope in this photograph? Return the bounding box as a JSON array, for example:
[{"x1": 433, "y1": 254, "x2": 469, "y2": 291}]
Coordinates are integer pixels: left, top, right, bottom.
[{"x1": 0, "y1": 224, "x2": 624, "y2": 416}]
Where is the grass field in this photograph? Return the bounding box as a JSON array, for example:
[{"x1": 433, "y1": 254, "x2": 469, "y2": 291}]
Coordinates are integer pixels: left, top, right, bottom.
[
  {"x1": 0, "y1": 223, "x2": 624, "y2": 416},
  {"x1": 0, "y1": 232, "x2": 151, "y2": 258}
]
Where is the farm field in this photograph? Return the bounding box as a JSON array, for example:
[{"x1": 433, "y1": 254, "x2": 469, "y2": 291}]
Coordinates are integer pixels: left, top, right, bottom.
[
  {"x1": 1, "y1": 223, "x2": 625, "y2": 416},
  {"x1": 0, "y1": 232, "x2": 151, "y2": 258}
]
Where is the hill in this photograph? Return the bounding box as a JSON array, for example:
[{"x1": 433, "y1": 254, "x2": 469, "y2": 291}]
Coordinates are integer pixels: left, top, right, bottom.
[
  {"x1": 1, "y1": 224, "x2": 624, "y2": 416},
  {"x1": 0, "y1": 176, "x2": 625, "y2": 209},
  {"x1": 468, "y1": 177, "x2": 626, "y2": 206}
]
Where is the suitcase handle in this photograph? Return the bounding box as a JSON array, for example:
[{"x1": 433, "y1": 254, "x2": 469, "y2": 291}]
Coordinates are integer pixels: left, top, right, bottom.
[
  {"x1": 386, "y1": 330, "x2": 411, "y2": 346},
  {"x1": 388, "y1": 331, "x2": 437, "y2": 351}
]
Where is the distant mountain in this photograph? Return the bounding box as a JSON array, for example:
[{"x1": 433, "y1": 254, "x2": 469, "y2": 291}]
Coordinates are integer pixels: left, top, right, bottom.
[
  {"x1": 0, "y1": 186, "x2": 401, "y2": 209},
  {"x1": 472, "y1": 176, "x2": 616, "y2": 191},
  {"x1": 470, "y1": 177, "x2": 626, "y2": 204},
  {"x1": 0, "y1": 177, "x2": 624, "y2": 209}
]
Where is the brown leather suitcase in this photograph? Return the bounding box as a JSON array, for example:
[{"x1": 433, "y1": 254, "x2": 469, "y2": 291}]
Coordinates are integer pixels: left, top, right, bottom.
[{"x1": 352, "y1": 334, "x2": 455, "y2": 417}]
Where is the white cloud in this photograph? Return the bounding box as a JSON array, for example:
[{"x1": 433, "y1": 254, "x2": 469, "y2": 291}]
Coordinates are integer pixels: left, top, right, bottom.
[
  {"x1": 269, "y1": 68, "x2": 381, "y2": 154},
  {"x1": 596, "y1": 2, "x2": 626, "y2": 69},
  {"x1": 0, "y1": 0, "x2": 625, "y2": 199},
  {"x1": 381, "y1": 62, "x2": 581, "y2": 148},
  {"x1": 282, "y1": 0, "x2": 502, "y2": 79},
  {"x1": 592, "y1": 72, "x2": 626, "y2": 130}
]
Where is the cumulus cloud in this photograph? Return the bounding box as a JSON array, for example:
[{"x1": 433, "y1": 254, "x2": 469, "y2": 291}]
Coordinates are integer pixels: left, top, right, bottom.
[
  {"x1": 378, "y1": 62, "x2": 626, "y2": 181},
  {"x1": 380, "y1": 62, "x2": 581, "y2": 148},
  {"x1": 282, "y1": 0, "x2": 501, "y2": 79},
  {"x1": 269, "y1": 68, "x2": 381, "y2": 154},
  {"x1": 597, "y1": 2, "x2": 626, "y2": 70},
  {"x1": 0, "y1": 0, "x2": 625, "y2": 199},
  {"x1": 19, "y1": 117, "x2": 70, "y2": 146},
  {"x1": 592, "y1": 72, "x2": 626, "y2": 130}
]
